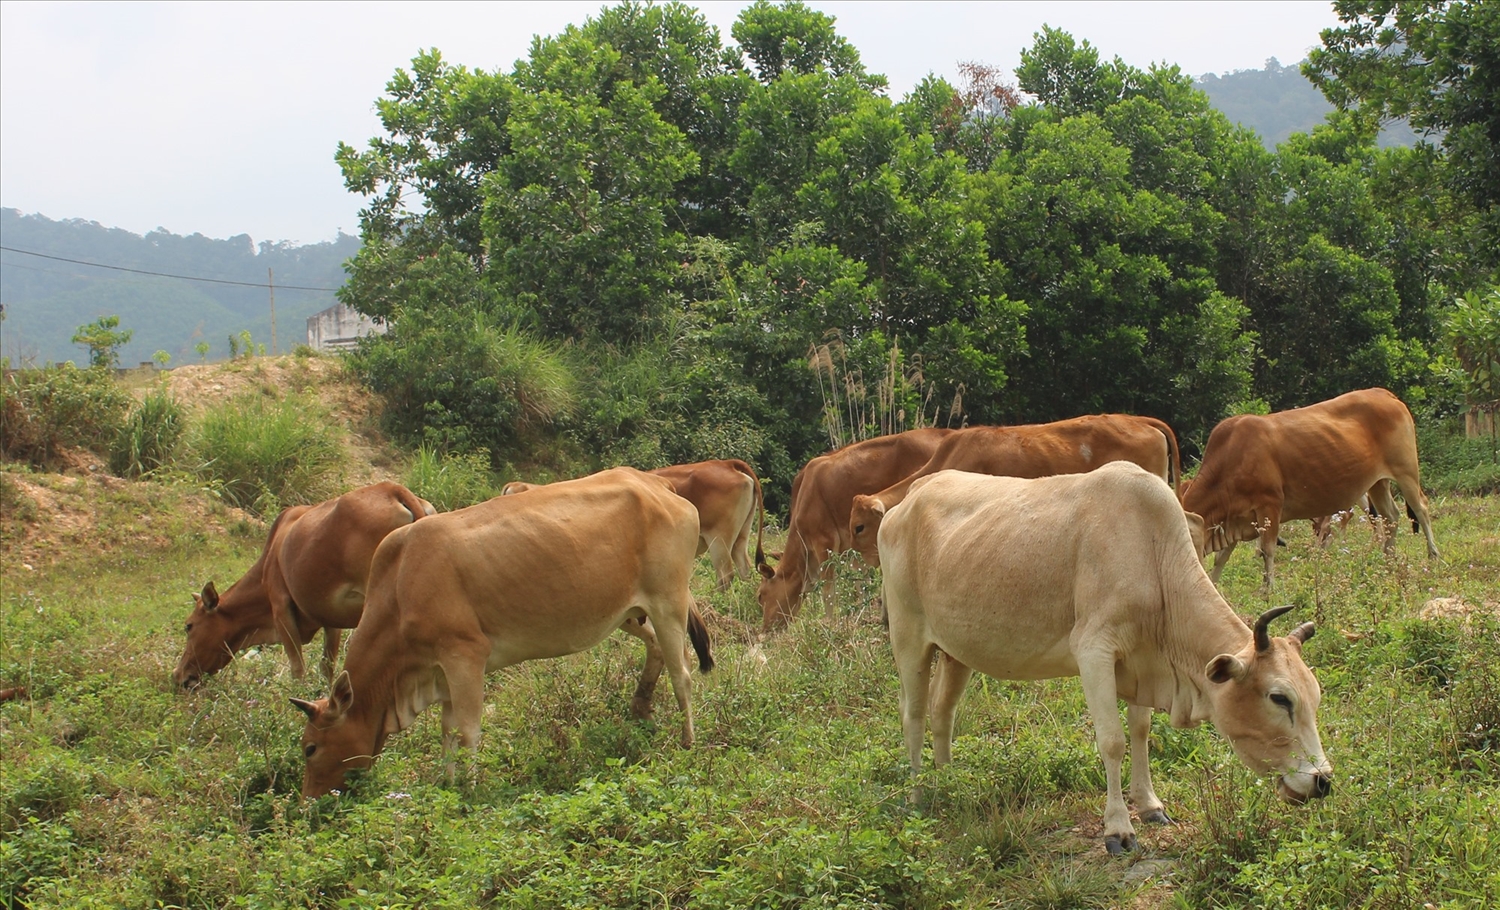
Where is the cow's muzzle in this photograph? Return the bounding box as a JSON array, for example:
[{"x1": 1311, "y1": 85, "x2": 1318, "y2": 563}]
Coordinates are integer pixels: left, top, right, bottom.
[{"x1": 1277, "y1": 769, "x2": 1332, "y2": 803}]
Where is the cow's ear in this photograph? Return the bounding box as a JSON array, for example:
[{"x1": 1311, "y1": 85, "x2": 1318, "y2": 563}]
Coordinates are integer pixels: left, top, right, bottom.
[
  {"x1": 758, "y1": 561, "x2": 776, "y2": 580},
  {"x1": 1206, "y1": 653, "x2": 1247, "y2": 684},
  {"x1": 1182, "y1": 511, "x2": 1207, "y2": 557},
  {"x1": 1287, "y1": 622, "x2": 1316, "y2": 650},
  {"x1": 329, "y1": 671, "x2": 354, "y2": 717},
  {"x1": 201, "y1": 581, "x2": 219, "y2": 612}
]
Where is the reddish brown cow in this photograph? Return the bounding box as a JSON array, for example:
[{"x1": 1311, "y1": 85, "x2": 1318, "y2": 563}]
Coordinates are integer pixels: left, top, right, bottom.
[
  {"x1": 173, "y1": 482, "x2": 436, "y2": 689},
  {"x1": 756, "y1": 428, "x2": 955, "y2": 632},
  {"x1": 1181, "y1": 388, "x2": 1439, "y2": 588},
  {"x1": 506, "y1": 460, "x2": 766, "y2": 591},
  {"x1": 848, "y1": 414, "x2": 1182, "y2": 566}
]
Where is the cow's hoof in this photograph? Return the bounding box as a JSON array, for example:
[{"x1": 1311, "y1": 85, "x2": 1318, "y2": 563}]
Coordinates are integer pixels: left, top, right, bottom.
[
  {"x1": 1140, "y1": 808, "x2": 1172, "y2": 825},
  {"x1": 1104, "y1": 833, "x2": 1136, "y2": 855},
  {"x1": 630, "y1": 697, "x2": 654, "y2": 720}
]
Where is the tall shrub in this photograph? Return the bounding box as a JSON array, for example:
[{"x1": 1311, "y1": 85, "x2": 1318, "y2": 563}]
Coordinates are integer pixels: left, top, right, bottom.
[{"x1": 185, "y1": 393, "x2": 345, "y2": 515}]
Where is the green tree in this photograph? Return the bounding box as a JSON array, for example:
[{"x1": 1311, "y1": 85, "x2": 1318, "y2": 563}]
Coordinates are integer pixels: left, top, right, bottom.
[
  {"x1": 1305, "y1": 1, "x2": 1500, "y2": 264},
  {"x1": 71, "y1": 315, "x2": 134, "y2": 369}
]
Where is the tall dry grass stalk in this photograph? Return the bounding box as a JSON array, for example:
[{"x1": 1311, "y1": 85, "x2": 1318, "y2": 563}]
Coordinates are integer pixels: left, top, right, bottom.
[{"x1": 808, "y1": 333, "x2": 963, "y2": 449}]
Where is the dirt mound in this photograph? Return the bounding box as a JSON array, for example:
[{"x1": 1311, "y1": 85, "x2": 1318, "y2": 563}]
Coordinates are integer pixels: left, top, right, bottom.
[{"x1": 1, "y1": 469, "x2": 260, "y2": 568}]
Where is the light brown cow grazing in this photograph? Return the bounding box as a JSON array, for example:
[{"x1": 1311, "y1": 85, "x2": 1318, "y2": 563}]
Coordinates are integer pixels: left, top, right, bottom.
[
  {"x1": 291, "y1": 467, "x2": 713, "y2": 798},
  {"x1": 880, "y1": 464, "x2": 1331, "y2": 854},
  {"x1": 1182, "y1": 388, "x2": 1438, "y2": 588},
  {"x1": 505, "y1": 460, "x2": 766, "y2": 591},
  {"x1": 173, "y1": 482, "x2": 435, "y2": 689},
  {"x1": 756, "y1": 428, "x2": 955, "y2": 632},
  {"x1": 848, "y1": 414, "x2": 1181, "y2": 566}
]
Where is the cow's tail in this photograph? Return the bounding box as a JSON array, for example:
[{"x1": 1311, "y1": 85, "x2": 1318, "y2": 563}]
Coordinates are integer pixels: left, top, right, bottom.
[
  {"x1": 731, "y1": 459, "x2": 768, "y2": 568},
  {"x1": 1144, "y1": 417, "x2": 1182, "y2": 493},
  {"x1": 686, "y1": 606, "x2": 715, "y2": 673},
  {"x1": 391, "y1": 483, "x2": 436, "y2": 521}
]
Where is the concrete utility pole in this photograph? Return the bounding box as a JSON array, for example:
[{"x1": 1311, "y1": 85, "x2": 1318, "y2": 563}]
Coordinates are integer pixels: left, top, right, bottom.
[{"x1": 268, "y1": 268, "x2": 278, "y2": 355}]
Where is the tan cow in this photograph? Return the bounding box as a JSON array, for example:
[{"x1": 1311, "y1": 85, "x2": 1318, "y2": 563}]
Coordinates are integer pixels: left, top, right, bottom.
[
  {"x1": 880, "y1": 464, "x2": 1331, "y2": 854},
  {"x1": 1182, "y1": 388, "x2": 1438, "y2": 588},
  {"x1": 173, "y1": 482, "x2": 436, "y2": 689},
  {"x1": 756, "y1": 428, "x2": 955, "y2": 632},
  {"x1": 505, "y1": 460, "x2": 766, "y2": 591},
  {"x1": 291, "y1": 467, "x2": 713, "y2": 798},
  {"x1": 848, "y1": 414, "x2": 1181, "y2": 566}
]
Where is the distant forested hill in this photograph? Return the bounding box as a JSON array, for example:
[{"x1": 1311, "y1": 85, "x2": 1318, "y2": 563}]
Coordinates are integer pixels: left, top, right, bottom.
[
  {"x1": 1197, "y1": 57, "x2": 1420, "y2": 149},
  {"x1": 0, "y1": 209, "x2": 358, "y2": 366}
]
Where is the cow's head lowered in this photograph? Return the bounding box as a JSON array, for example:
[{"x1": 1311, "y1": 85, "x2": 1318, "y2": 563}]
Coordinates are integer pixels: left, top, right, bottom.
[
  {"x1": 1207, "y1": 605, "x2": 1332, "y2": 803},
  {"x1": 172, "y1": 581, "x2": 273, "y2": 690},
  {"x1": 290, "y1": 672, "x2": 379, "y2": 798}
]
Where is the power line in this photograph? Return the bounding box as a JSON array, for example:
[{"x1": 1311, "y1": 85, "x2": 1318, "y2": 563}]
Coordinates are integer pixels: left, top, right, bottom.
[{"x1": 0, "y1": 245, "x2": 341, "y2": 292}]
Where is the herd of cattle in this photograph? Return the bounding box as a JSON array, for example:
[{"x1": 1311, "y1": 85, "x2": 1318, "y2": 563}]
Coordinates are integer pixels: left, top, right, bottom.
[{"x1": 172, "y1": 387, "x2": 1438, "y2": 852}]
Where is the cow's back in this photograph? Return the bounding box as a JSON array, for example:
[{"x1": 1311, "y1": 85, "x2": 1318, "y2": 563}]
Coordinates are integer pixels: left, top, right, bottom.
[
  {"x1": 357, "y1": 469, "x2": 700, "y2": 666},
  {"x1": 881, "y1": 464, "x2": 1195, "y2": 679}
]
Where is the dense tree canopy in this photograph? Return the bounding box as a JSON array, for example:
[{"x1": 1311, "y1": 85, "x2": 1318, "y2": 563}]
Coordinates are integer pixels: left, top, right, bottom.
[{"x1": 336, "y1": 0, "x2": 1492, "y2": 493}]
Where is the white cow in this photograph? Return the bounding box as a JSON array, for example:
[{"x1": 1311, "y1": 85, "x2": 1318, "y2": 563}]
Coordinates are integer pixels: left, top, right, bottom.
[{"x1": 879, "y1": 463, "x2": 1331, "y2": 854}]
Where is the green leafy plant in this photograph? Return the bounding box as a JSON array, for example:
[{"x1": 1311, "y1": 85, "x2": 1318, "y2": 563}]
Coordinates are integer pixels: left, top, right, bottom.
[
  {"x1": 70, "y1": 315, "x2": 134, "y2": 370},
  {"x1": 185, "y1": 393, "x2": 345, "y2": 514},
  {"x1": 108, "y1": 387, "x2": 184, "y2": 479}
]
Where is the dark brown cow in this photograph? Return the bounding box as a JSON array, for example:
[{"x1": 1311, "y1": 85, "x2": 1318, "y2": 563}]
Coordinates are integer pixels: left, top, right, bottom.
[
  {"x1": 173, "y1": 482, "x2": 436, "y2": 689},
  {"x1": 756, "y1": 428, "x2": 955, "y2": 632},
  {"x1": 291, "y1": 467, "x2": 712, "y2": 798},
  {"x1": 848, "y1": 414, "x2": 1181, "y2": 566},
  {"x1": 1181, "y1": 388, "x2": 1439, "y2": 588},
  {"x1": 505, "y1": 460, "x2": 766, "y2": 591}
]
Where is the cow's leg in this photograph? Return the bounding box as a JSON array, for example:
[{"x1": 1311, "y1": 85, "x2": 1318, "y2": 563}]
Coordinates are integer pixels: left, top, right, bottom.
[
  {"x1": 1367, "y1": 479, "x2": 1400, "y2": 554},
  {"x1": 437, "y1": 645, "x2": 488, "y2": 783},
  {"x1": 268, "y1": 588, "x2": 310, "y2": 680},
  {"x1": 647, "y1": 598, "x2": 697, "y2": 748},
  {"x1": 319, "y1": 627, "x2": 342, "y2": 682},
  {"x1": 731, "y1": 515, "x2": 754, "y2": 581},
  {"x1": 1208, "y1": 541, "x2": 1237, "y2": 584},
  {"x1": 888, "y1": 613, "x2": 935, "y2": 775},
  {"x1": 619, "y1": 618, "x2": 665, "y2": 719},
  {"x1": 1127, "y1": 703, "x2": 1169, "y2": 824},
  {"x1": 1407, "y1": 487, "x2": 1440, "y2": 559},
  {"x1": 1077, "y1": 652, "x2": 1135, "y2": 854},
  {"x1": 818, "y1": 558, "x2": 838, "y2": 620},
  {"x1": 705, "y1": 536, "x2": 736, "y2": 592},
  {"x1": 929, "y1": 652, "x2": 973, "y2": 766},
  {"x1": 1256, "y1": 518, "x2": 1282, "y2": 591}
]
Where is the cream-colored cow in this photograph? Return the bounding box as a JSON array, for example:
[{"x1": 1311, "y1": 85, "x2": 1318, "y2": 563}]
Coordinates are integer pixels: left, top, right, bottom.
[
  {"x1": 880, "y1": 464, "x2": 1331, "y2": 854},
  {"x1": 292, "y1": 467, "x2": 713, "y2": 798}
]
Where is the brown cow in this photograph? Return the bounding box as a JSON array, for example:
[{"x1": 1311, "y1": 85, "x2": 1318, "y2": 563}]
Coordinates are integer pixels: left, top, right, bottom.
[
  {"x1": 848, "y1": 414, "x2": 1181, "y2": 566},
  {"x1": 291, "y1": 467, "x2": 712, "y2": 798},
  {"x1": 756, "y1": 428, "x2": 955, "y2": 632},
  {"x1": 1182, "y1": 388, "x2": 1439, "y2": 589},
  {"x1": 505, "y1": 459, "x2": 766, "y2": 591},
  {"x1": 881, "y1": 464, "x2": 1330, "y2": 854},
  {"x1": 172, "y1": 482, "x2": 436, "y2": 689}
]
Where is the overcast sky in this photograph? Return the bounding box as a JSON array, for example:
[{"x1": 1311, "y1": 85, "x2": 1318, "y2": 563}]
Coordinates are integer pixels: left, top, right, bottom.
[{"x1": 0, "y1": 1, "x2": 1344, "y2": 247}]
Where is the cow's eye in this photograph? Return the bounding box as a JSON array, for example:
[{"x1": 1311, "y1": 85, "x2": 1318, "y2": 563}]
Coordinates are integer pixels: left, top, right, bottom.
[
  {"x1": 184, "y1": 623, "x2": 193, "y2": 633},
  {"x1": 304, "y1": 743, "x2": 318, "y2": 758},
  {"x1": 854, "y1": 524, "x2": 865, "y2": 534},
  {"x1": 1269, "y1": 693, "x2": 1293, "y2": 716}
]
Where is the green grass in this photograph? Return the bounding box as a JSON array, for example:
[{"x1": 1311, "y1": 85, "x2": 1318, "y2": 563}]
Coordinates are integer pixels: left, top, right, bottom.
[
  {"x1": 184, "y1": 393, "x2": 348, "y2": 516},
  {"x1": 2, "y1": 475, "x2": 1498, "y2": 909}
]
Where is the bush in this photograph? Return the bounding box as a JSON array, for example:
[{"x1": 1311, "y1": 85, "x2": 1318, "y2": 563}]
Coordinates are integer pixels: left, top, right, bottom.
[
  {"x1": 108, "y1": 387, "x2": 185, "y2": 479},
  {"x1": 1415, "y1": 416, "x2": 1500, "y2": 494},
  {"x1": 403, "y1": 447, "x2": 498, "y2": 511},
  {"x1": 350, "y1": 307, "x2": 575, "y2": 461},
  {"x1": 0, "y1": 365, "x2": 131, "y2": 468},
  {"x1": 185, "y1": 393, "x2": 345, "y2": 514}
]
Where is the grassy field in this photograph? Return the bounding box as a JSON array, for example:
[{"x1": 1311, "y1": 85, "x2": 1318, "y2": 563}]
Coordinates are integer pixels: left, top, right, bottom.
[{"x1": 2, "y1": 466, "x2": 1498, "y2": 909}]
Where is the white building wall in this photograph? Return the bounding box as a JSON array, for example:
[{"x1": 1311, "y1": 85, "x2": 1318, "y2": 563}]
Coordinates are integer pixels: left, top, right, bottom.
[{"x1": 306, "y1": 303, "x2": 386, "y2": 352}]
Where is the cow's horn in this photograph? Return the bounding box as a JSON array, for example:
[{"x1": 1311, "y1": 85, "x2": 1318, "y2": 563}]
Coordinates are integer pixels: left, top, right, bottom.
[
  {"x1": 1253, "y1": 604, "x2": 1296, "y2": 652},
  {"x1": 289, "y1": 697, "x2": 319, "y2": 720}
]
